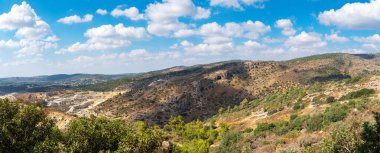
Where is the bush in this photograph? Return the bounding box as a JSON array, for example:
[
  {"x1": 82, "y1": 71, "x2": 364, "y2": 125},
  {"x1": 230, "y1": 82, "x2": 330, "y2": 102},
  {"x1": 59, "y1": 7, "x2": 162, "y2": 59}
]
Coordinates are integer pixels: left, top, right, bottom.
[
  {"x1": 117, "y1": 122, "x2": 163, "y2": 153},
  {"x1": 64, "y1": 116, "x2": 131, "y2": 152},
  {"x1": 346, "y1": 76, "x2": 362, "y2": 84},
  {"x1": 290, "y1": 114, "x2": 298, "y2": 120},
  {"x1": 323, "y1": 104, "x2": 348, "y2": 123},
  {"x1": 348, "y1": 100, "x2": 367, "y2": 111},
  {"x1": 180, "y1": 139, "x2": 209, "y2": 153},
  {"x1": 321, "y1": 123, "x2": 362, "y2": 153},
  {"x1": 293, "y1": 102, "x2": 304, "y2": 110},
  {"x1": 305, "y1": 114, "x2": 324, "y2": 131},
  {"x1": 340, "y1": 88, "x2": 375, "y2": 100},
  {"x1": 0, "y1": 99, "x2": 61, "y2": 152},
  {"x1": 254, "y1": 123, "x2": 275, "y2": 136},
  {"x1": 359, "y1": 112, "x2": 380, "y2": 152},
  {"x1": 212, "y1": 130, "x2": 242, "y2": 153},
  {"x1": 326, "y1": 96, "x2": 335, "y2": 103}
]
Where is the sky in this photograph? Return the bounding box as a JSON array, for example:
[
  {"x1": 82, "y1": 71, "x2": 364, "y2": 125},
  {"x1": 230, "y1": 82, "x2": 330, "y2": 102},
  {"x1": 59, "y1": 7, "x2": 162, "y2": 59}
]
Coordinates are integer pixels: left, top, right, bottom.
[{"x1": 0, "y1": 0, "x2": 379, "y2": 77}]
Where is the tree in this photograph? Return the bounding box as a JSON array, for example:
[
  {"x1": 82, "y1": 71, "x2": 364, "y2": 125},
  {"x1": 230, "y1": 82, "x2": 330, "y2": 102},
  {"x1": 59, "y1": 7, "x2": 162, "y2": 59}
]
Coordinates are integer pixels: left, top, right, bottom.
[
  {"x1": 0, "y1": 99, "x2": 61, "y2": 153},
  {"x1": 117, "y1": 122, "x2": 163, "y2": 153},
  {"x1": 64, "y1": 116, "x2": 130, "y2": 152},
  {"x1": 359, "y1": 112, "x2": 380, "y2": 153}
]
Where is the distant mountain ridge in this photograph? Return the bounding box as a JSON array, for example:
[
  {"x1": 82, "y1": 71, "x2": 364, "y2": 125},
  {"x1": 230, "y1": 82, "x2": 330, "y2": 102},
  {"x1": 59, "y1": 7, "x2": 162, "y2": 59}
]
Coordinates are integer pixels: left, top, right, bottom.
[{"x1": 0, "y1": 73, "x2": 135, "y2": 95}]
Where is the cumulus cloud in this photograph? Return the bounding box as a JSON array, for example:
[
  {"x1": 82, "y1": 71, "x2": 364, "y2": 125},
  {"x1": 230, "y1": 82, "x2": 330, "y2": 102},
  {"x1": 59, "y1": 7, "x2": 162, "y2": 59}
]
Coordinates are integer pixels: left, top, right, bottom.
[
  {"x1": 284, "y1": 31, "x2": 326, "y2": 52},
  {"x1": 96, "y1": 9, "x2": 107, "y2": 15},
  {"x1": 210, "y1": 0, "x2": 266, "y2": 9},
  {"x1": 0, "y1": 2, "x2": 58, "y2": 57},
  {"x1": 175, "y1": 20, "x2": 271, "y2": 40},
  {"x1": 145, "y1": 0, "x2": 210, "y2": 36},
  {"x1": 325, "y1": 33, "x2": 349, "y2": 43},
  {"x1": 172, "y1": 20, "x2": 270, "y2": 55},
  {"x1": 57, "y1": 14, "x2": 93, "y2": 24},
  {"x1": 275, "y1": 19, "x2": 296, "y2": 36},
  {"x1": 111, "y1": 7, "x2": 144, "y2": 21},
  {"x1": 0, "y1": 40, "x2": 19, "y2": 49},
  {"x1": 353, "y1": 34, "x2": 380, "y2": 43},
  {"x1": 59, "y1": 24, "x2": 149, "y2": 53},
  {"x1": 318, "y1": 0, "x2": 380, "y2": 29},
  {"x1": 353, "y1": 34, "x2": 380, "y2": 51}
]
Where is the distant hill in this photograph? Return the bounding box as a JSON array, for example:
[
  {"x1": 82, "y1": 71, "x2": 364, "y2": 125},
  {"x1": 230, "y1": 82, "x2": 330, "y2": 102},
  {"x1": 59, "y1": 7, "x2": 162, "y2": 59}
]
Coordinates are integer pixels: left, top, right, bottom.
[{"x1": 0, "y1": 73, "x2": 135, "y2": 95}]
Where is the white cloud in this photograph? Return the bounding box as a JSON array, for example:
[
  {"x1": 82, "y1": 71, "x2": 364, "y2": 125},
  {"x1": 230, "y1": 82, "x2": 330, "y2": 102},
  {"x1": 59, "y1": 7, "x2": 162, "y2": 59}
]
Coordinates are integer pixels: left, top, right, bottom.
[
  {"x1": 184, "y1": 42, "x2": 235, "y2": 55},
  {"x1": 145, "y1": 0, "x2": 210, "y2": 36},
  {"x1": 194, "y1": 7, "x2": 211, "y2": 19},
  {"x1": 0, "y1": 40, "x2": 19, "y2": 49},
  {"x1": 353, "y1": 34, "x2": 380, "y2": 43},
  {"x1": 176, "y1": 20, "x2": 270, "y2": 40},
  {"x1": 243, "y1": 40, "x2": 266, "y2": 49},
  {"x1": 173, "y1": 20, "x2": 270, "y2": 55},
  {"x1": 210, "y1": 0, "x2": 266, "y2": 9},
  {"x1": 180, "y1": 40, "x2": 194, "y2": 47},
  {"x1": 353, "y1": 34, "x2": 380, "y2": 51},
  {"x1": 111, "y1": 7, "x2": 144, "y2": 21},
  {"x1": 318, "y1": 0, "x2": 380, "y2": 29},
  {"x1": 275, "y1": 19, "x2": 296, "y2": 36},
  {"x1": 60, "y1": 24, "x2": 149, "y2": 53},
  {"x1": 174, "y1": 29, "x2": 197, "y2": 37},
  {"x1": 0, "y1": 2, "x2": 36, "y2": 30},
  {"x1": 262, "y1": 37, "x2": 283, "y2": 43},
  {"x1": 96, "y1": 9, "x2": 107, "y2": 15},
  {"x1": 0, "y1": 2, "x2": 57, "y2": 57},
  {"x1": 284, "y1": 31, "x2": 326, "y2": 52},
  {"x1": 362, "y1": 43, "x2": 378, "y2": 50},
  {"x1": 325, "y1": 33, "x2": 349, "y2": 43},
  {"x1": 124, "y1": 49, "x2": 150, "y2": 58},
  {"x1": 57, "y1": 14, "x2": 93, "y2": 24}
]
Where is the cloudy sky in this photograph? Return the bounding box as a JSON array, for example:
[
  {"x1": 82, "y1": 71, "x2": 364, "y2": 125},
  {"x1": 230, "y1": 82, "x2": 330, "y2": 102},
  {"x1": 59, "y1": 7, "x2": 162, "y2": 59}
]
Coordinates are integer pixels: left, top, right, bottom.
[{"x1": 0, "y1": 0, "x2": 379, "y2": 77}]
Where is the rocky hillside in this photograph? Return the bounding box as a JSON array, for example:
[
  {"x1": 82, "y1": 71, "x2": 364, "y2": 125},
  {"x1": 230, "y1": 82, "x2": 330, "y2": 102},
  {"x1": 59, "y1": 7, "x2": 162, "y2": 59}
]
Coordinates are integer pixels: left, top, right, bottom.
[{"x1": 92, "y1": 53, "x2": 380, "y2": 125}]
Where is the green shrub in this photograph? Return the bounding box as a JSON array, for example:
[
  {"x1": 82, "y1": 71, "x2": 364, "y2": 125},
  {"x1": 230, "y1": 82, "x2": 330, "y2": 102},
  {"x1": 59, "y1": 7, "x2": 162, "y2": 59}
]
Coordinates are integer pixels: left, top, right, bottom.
[
  {"x1": 326, "y1": 96, "x2": 335, "y2": 103},
  {"x1": 305, "y1": 114, "x2": 324, "y2": 131},
  {"x1": 254, "y1": 123, "x2": 275, "y2": 136},
  {"x1": 212, "y1": 130, "x2": 242, "y2": 153},
  {"x1": 321, "y1": 123, "x2": 362, "y2": 153},
  {"x1": 243, "y1": 128, "x2": 253, "y2": 133},
  {"x1": 340, "y1": 88, "x2": 375, "y2": 100},
  {"x1": 359, "y1": 112, "x2": 380, "y2": 152},
  {"x1": 64, "y1": 116, "x2": 131, "y2": 152},
  {"x1": 346, "y1": 76, "x2": 362, "y2": 84},
  {"x1": 117, "y1": 122, "x2": 163, "y2": 153},
  {"x1": 180, "y1": 139, "x2": 210, "y2": 153},
  {"x1": 293, "y1": 102, "x2": 304, "y2": 110},
  {"x1": 348, "y1": 100, "x2": 367, "y2": 111},
  {"x1": 323, "y1": 103, "x2": 348, "y2": 123},
  {"x1": 0, "y1": 99, "x2": 61, "y2": 153}
]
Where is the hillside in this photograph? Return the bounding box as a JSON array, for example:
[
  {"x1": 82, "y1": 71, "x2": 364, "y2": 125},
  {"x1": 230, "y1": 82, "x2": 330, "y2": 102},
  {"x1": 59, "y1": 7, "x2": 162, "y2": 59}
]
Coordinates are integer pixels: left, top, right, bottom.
[
  {"x1": 2, "y1": 53, "x2": 380, "y2": 152},
  {"x1": 9, "y1": 53, "x2": 380, "y2": 126},
  {"x1": 92, "y1": 53, "x2": 380, "y2": 125}
]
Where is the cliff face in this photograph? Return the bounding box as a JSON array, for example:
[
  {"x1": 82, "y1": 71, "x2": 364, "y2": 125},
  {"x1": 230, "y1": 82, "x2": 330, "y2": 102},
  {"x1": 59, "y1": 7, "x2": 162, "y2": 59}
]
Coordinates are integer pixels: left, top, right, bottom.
[{"x1": 93, "y1": 54, "x2": 380, "y2": 125}]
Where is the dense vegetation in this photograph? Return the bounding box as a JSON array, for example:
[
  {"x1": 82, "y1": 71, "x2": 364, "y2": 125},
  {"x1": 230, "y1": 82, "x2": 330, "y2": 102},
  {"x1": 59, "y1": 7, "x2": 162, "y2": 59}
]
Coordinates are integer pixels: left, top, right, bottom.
[{"x1": 0, "y1": 99, "x2": 225, "y2": 153}]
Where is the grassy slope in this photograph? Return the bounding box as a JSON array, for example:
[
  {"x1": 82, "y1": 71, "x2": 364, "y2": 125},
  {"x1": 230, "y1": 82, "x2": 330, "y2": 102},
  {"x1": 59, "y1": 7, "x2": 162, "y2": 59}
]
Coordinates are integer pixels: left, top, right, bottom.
[{"x1": 207, "y1": 75, "x2": 380, "y2": 152}]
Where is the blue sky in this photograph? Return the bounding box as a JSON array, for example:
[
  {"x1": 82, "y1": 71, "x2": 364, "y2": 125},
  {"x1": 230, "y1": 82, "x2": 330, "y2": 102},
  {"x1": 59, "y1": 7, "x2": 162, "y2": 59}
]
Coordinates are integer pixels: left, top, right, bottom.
[{"x1": 0, "y1": 0, "x2": 379, "y2": 77}]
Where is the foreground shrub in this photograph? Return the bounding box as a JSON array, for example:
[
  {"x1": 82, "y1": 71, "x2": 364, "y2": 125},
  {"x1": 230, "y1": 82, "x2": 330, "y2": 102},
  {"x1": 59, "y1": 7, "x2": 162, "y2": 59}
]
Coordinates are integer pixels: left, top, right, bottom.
[
  {"x1": 212, "y1": 130, "x2": 242, "y2": 153},
  {"x1": 321, "y1": 122, "x2": 362, "y2": 153},
  {"x1": 0, "y1": 99, "x2": 61, "y2": 153},
  {"x1": 64, "y1": 116, "x2": 131, "y2": 152},
  {"x1": 359, "y1": 112, "x2": 380, "y2": 152}
]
